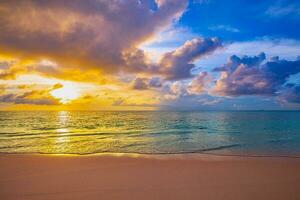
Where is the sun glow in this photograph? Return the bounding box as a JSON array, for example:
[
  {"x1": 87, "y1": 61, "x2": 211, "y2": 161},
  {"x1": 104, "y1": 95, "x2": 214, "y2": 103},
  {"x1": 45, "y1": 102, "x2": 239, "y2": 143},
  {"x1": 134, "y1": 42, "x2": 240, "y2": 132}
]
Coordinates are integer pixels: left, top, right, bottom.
[{"x1": 50, "y1": 83, "x2": 81, "y2": 104}]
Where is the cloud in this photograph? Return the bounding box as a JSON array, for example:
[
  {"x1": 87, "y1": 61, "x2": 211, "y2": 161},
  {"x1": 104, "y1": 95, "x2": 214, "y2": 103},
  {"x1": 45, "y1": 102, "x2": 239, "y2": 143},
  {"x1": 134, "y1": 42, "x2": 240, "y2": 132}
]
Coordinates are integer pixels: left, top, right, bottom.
[
  {"x1": 111, "y1": 96, "x2": 159, "y2": 107},
  {"x1": 0, "y1": 59, "x2": 21, "y2": 79},
  {"x1": 124, "y1": 37, "x2": 222, "y2": 80},
  {"x1": 149, "y1": 77, "x2": 163, "y2": 88},
  {"x1": 160, "y1": 93, "x2": 226, "y2": 110},
  {"x1": 51, "y1": 83, "x2": 63, "y2": 90},
  {"x1": 28, "y1": 60, "x2": 60, "y2": 76},
  {"x1": 112, "y1": 98, "x2": 125, "y2": 106},
  {"x1": 266, "y1": 1, "x2": 300, "y2": 18},
  {"x1": 132, "y1": 78, "x2": 149, "y2": 90},
  {"x1": 0, "y1": 83, "x2": 62, "y2": 105},
  {"x1": 132, "y1": 77, "x2": 162, "y2": 90},
  {"x1": 195, "y1": 38, "x2": 300, "y2": 74},
  {"x1": 278, "y1": 84, "x2": 300, "y2": 104},
  {"x1": 209, "y1": 25, "x2": 240, "y2": 33},
  {"x1": 0, "y1": 90, "x2": 59, "y2": 105},
  {"x1": 0, "y1": 0, "x2": 188, "y2": 77},
  {"x1": 0, "y1": 84, "x2": 6, "y2": 94},
  {"x1": 162, "y1": 81, "x2": 189, "y2": 99},
  {"x1": 198, "y1": 98, "x2": 222, "y2": 105},
  {"x1": 160, "y1": 71, "x2": 211, "y2": 100},
  {"x1": 0, "y1": 0, "x2": 223, "y2": 86},
  {"x1": 131, "y1": 51, "x2": 300, "y2": 107},
  {"x1": 0, "y1": 70, "x2": 16, "y2": 80},
  {"x1": 0, "y1": 61, "x2": 13, "y2": 70},
  {"x1": 212, "y1": 53, "x2": 300, "y2": 98},
  {"x1": 160, "y1": 52, "x2": 300, "y2": 106},
  {"x1": 161, "y1": 70, "x2": 212, "y2": 99},
  {"x1": 158, "y1": 38, "x2": 222, "y2": 80},
  {"x1": 188, "y1": 71, "x2": 211, "y2": 94},
  {"x1": 225, "y1": 39, "x2": 300, "y2": 59}
]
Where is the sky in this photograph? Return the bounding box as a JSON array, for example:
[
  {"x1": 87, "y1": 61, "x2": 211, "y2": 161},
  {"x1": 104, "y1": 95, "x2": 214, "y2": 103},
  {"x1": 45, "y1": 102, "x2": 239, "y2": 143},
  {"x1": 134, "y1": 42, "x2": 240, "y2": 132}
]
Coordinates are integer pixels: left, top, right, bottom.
[{"x1": 0, "y1": 0, "x2": 300, "y2": 110}]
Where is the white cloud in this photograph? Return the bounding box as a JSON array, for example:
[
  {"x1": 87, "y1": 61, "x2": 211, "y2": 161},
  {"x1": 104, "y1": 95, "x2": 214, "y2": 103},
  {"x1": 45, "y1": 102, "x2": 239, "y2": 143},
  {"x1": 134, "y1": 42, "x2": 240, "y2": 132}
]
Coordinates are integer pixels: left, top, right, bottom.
[
  {"x1": 266, "y1": 2, "x2": 300, "y2": 18},
  {"x1": 209, "y1": 25, "x2": 240, "y2": 33}
]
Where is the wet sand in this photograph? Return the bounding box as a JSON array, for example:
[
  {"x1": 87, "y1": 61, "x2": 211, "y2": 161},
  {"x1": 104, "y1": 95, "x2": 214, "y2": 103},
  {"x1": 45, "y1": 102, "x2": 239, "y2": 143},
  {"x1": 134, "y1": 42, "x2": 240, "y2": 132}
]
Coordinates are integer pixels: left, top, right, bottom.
[{"x1": 0, "y1": 153, "x2": 300, "y2": 200}]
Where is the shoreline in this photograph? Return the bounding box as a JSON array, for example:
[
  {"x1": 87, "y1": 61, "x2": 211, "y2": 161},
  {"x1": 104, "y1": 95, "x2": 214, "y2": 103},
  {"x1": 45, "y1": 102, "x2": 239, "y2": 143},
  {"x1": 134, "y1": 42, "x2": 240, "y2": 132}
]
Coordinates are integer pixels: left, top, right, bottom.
[
  {"x1": 1, "y1": 153, "x2": 300, "y2": 200},
  {"x1": 1, "y1": 151, "x2": 300, "y2": 159}
]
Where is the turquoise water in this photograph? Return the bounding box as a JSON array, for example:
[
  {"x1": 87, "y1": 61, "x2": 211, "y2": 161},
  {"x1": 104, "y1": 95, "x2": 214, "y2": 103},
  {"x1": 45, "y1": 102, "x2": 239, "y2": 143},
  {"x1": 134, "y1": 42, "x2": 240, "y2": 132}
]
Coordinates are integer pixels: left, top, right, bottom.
[{"x1": 0, "y1": 111, "x2": 300, "y2": 155}]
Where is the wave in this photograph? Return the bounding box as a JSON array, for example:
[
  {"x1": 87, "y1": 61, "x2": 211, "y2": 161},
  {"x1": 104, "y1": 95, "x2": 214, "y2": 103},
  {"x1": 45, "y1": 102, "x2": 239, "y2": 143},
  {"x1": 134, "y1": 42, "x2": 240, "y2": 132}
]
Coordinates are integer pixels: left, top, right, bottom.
[
  {"x1": 0, "y1": 143, "x2": 242, "y2": 155},
  {"x1": 1, "y1": 149, "x2": 300, "y2": 159}
]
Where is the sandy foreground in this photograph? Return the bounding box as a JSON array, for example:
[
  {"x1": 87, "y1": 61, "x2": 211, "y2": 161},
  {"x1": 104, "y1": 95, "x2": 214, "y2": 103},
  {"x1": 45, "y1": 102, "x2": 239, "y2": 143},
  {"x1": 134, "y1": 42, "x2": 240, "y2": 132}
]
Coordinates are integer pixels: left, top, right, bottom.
[{"x1": 0, "y1": 153, "x2": 300, "y2": 200}]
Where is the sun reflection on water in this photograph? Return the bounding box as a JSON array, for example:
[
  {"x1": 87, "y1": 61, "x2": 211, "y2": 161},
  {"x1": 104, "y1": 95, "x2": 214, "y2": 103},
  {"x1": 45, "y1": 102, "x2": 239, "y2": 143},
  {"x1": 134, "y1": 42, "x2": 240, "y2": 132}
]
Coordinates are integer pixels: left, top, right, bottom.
[
  {"x1": 58, "y1": 111, "x2": 69, "y2": 126},
  {"x1": 55, "y1": 111, "x2": 70, "y2": 152}
]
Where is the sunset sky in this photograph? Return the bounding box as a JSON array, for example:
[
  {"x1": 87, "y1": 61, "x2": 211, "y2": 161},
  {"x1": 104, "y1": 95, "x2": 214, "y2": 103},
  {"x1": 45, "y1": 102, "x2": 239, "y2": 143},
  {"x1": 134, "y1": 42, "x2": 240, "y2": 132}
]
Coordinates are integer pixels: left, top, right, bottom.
[{"x1": 0, "y1": 0, "x2": 300, "y2": 110}]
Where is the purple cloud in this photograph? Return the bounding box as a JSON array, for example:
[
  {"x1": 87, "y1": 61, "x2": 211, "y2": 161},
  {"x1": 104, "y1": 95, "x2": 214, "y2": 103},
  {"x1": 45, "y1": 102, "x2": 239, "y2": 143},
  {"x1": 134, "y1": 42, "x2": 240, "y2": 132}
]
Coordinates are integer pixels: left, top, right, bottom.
[
  {"x1": 132, "y1": 77, "x2": 163, "y2": 90},
  {"x1": 159, "y1": 38, "x2": 222, "y2": 80},
  {"x1": 0, "y1": 0, "x2": 188, "y2": 76},
  {"x1": 0, "y1": 91, "x2": 59, "y2": 105},
  {"x1": 278, "y1": 84, "x2": 300, "y2": 104},
  {"x1": 213, "y1": 53, "x2": 300, "y2": 98}
]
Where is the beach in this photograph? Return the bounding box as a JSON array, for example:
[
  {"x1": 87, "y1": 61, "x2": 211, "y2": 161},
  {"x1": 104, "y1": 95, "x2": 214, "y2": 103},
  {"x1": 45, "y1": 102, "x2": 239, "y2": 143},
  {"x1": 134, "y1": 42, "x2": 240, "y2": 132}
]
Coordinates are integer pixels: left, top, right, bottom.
[
  {"x1": 1, "y1": 154, "x2": 300, "y2": 200},
  {"x1": 1, "y1": 0, "x2": 300, "y2": 199}
]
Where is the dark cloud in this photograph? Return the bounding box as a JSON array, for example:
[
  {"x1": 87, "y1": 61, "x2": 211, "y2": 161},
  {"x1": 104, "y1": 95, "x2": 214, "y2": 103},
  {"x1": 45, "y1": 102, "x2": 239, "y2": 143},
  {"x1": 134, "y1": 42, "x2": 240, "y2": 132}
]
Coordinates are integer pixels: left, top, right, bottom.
[
  {"x1": 0, "y1": 60, "x2": 19, "y2": 79},
  {"x1": 0, "y1": 1, "x2": 223, "y2": 83},
  {"x1": 132, "y1": 78, "x2": 149, "y2": 90},
  {"x1": 149, "y1": 77, "x2": 163, "y2": 88},
  {"x1": 159, "y1": 38, "x2": 222, "y2": 80},
  {"x1": 0, "y1": 0, "x2": 188, "y2": 76},
  {"x1": 213, "y1": 53, "x2": 300, "y2": 97},
  {"x1": 0, "y1": 61, "x2": 13, "y2": 70},
  {"x1": 132, "y1": 77, "x2": 162, "y2": 90},
  {"x1": 0, "y1": 83, "x2": 62, "y2": 105},
  {"x1": 0, "y1": 90, "x2": 59, "y2": 105},
  {"x1": 124, "y1": 37, "x2": 222, "y2": 80},
  {"x1": 160, "y1": 53, "x2": 300, "y2": 106},
  {"x1": 278, "y1": 84, "x2": 300, "y2": 104}
]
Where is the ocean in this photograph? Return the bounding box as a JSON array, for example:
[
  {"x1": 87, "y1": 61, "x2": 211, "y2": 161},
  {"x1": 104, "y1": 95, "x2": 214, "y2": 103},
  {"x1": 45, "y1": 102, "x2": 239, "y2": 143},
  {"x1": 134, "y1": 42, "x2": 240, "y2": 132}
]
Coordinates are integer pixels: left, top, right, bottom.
[{"x1": 0, "y1": 111, "x2": 300, "y2": 156}]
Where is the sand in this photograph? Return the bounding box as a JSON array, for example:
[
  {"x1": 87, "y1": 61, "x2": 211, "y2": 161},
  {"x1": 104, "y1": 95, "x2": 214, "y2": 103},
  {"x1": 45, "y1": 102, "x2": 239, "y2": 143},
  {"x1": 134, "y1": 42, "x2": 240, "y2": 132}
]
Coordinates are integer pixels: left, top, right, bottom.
[{"x1": 0, "y1": 153, "x2": 300, "y2": 200}]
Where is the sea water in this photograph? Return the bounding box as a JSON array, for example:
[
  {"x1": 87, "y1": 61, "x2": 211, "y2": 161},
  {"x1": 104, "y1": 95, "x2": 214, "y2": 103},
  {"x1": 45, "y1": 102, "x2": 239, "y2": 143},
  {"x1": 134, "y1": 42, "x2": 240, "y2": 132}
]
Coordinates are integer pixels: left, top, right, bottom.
[{"x1": 0, "y1": 111, "x2": 300, "y2": 156}]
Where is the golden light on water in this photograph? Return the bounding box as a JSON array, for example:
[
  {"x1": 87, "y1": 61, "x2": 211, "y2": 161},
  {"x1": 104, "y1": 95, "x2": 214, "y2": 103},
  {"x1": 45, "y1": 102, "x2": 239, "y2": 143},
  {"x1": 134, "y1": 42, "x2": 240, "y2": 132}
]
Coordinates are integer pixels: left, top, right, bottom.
[
  {"x1": 51, "y1": 83, "x2": 81, "y2": 104},
  {"x1": 55, "y1": 111, "x2": 70, "y2": 152}
]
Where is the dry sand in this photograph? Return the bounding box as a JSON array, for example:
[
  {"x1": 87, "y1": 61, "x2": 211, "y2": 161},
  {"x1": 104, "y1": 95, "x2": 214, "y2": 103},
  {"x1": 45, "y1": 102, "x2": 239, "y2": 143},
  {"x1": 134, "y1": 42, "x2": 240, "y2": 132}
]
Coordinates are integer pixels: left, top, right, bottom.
[{"x1": 0, "y1": 153, "x2": 300, "y2": 200}]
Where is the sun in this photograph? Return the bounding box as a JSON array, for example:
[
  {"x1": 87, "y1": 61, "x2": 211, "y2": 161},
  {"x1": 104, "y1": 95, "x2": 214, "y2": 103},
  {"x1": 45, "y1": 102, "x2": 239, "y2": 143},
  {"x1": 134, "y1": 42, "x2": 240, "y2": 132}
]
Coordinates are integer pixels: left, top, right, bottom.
[{"x1": 50, "y1": 83, "x2": 81, "y2": 104}]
